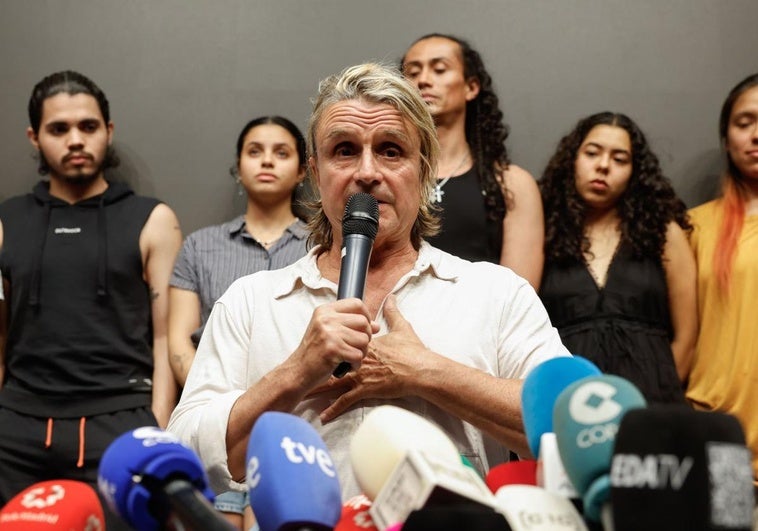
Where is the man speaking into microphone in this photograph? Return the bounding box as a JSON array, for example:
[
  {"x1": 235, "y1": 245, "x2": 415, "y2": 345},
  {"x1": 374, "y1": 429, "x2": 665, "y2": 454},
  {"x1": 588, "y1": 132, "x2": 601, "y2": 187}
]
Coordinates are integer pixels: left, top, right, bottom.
[{"x1": 168, "y1": 62, "x2": 569, "y2": 499}]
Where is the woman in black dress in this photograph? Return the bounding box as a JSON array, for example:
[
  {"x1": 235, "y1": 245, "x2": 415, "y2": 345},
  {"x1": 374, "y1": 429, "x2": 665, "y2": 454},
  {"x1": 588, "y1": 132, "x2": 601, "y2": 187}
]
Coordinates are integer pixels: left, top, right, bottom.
[{"x1": 538, "y1": 112, "x2": 697, "y2": 403}]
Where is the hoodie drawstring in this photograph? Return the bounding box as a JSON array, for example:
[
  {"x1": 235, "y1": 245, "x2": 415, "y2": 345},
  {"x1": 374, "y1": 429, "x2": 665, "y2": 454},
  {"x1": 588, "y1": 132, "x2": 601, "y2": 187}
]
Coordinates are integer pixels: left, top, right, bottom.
[
  {"x1": 43, "y1": 416, "x2": 87, "y2": 468},
  {"x1": 77, "y1": 417, "x2": 86, "y2": 468},
  {"x1": 29, "y1": 202, "x2": 52, "y2": 307},
  {"x1": 96, "y1": 195, "x2": 108, "y2": 299}
]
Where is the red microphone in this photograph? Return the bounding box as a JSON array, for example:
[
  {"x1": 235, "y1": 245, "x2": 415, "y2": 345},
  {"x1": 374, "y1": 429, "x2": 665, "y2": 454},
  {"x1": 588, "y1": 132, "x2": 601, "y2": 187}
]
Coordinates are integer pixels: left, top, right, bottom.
[
  {"x1": 485, "y1": 459, "x2": 538, "y2": 494},
  {"x1": 335, "y1": 494, "x2": 379, "y2": 530},
  {"x1": 0, "y1": 479, "x2": 105, "y2": 530}
]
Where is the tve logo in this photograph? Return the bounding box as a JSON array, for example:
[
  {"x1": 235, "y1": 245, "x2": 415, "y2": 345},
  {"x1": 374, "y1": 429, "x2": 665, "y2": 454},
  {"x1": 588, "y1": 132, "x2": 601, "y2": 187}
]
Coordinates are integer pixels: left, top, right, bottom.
[
  {"x1": 280, "y1": 436, "x2": 336, "y2": 477},
  {"x1": 248, "y1": 435, "x2": 337, "y2": 490}
]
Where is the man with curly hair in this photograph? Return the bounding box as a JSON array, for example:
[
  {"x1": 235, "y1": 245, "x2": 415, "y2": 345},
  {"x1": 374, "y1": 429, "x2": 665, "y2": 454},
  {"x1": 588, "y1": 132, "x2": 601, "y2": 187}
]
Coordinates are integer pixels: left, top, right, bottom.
[{"x1": 401, "y1": 34, "x2": 544, "y2": 289}]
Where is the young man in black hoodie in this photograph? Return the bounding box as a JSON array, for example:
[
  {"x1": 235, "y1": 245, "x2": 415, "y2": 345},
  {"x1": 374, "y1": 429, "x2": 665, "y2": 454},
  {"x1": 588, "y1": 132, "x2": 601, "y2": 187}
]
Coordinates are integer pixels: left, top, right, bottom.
[{"x1": 0, "y1": 71, "x2": 182, "y2": 527}]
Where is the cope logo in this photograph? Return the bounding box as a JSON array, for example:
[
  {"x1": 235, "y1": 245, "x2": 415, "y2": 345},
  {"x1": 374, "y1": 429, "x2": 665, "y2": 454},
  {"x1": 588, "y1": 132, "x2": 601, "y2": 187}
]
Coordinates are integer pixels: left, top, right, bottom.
[
  {"x1": 247, "y1": 436, "x2": 336, "y2": 490},
  {"x1": 568, "y1": 381, "x2": 622, "y2": 449}
]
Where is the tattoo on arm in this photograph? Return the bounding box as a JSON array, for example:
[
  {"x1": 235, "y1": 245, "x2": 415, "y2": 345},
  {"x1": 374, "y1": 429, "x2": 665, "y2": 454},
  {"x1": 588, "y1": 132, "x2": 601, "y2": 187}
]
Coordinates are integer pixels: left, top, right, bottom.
[{"x1": 150, "y1": 286, "x2": 159, "y2": 301}]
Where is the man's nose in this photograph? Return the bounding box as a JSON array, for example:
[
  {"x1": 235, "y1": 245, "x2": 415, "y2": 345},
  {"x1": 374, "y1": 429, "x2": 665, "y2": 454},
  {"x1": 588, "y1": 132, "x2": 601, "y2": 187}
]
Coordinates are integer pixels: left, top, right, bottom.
[
  {"x1": 67, "y1": 129, "x2": 85, "y2": 149},
  {"x1": 354, "y1": 151, "x2": 382, "y2": 186}
]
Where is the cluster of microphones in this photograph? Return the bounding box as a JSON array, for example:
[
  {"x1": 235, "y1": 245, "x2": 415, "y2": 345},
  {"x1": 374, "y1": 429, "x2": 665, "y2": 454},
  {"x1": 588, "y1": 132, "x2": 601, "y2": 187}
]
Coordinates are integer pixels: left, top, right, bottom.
[{"x1": 2, "y1": 356, "x2": 754, "y2": 531}]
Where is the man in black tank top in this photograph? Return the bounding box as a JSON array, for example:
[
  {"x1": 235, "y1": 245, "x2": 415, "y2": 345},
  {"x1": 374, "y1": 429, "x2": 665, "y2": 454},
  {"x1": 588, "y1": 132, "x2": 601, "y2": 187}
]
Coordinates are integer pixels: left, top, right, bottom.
[{"x1": 0, "y1": 71, "x2": 182, "y2": 530}]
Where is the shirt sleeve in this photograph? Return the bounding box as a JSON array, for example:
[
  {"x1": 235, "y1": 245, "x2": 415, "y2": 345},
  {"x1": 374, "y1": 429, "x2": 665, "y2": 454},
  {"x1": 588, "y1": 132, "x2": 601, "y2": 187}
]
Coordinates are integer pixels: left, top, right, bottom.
[
  {"x1": 171, "y1": 233, "x2": 200, "y2": 292},
  {"x1": 167, "y1": 297, "x2": 251, "y2": 494},
  {"x1": 497, "y1": 279, "x2": 571, "y2": 378}
]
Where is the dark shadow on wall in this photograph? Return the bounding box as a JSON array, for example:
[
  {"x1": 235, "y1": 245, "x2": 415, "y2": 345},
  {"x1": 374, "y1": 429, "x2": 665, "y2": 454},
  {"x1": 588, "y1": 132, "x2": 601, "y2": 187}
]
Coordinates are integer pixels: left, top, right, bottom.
[
  {"x1": 680, "y1": 148, "x2": 722, "y2": 209},
  {"x1": 107, "y1": 141, "x2": 155, "y2": 196}
]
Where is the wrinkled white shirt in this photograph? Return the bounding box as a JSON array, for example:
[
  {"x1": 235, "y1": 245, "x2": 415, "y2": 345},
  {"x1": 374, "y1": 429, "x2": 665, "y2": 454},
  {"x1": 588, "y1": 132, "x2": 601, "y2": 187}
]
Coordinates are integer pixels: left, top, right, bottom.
[{"x1": 168, "y1": 242, "x2": 570, "y2": 497}]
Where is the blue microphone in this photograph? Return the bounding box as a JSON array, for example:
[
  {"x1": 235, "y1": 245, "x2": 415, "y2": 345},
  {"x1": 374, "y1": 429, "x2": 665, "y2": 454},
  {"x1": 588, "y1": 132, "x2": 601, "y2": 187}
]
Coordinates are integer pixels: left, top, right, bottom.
[
  {"x1": 97, "y1": 426, "x2": 233, "y2": 530},
  {"x1": 553, "y1": 375, "x2": 647, "y2": 525},
  {"x1": 521, "y1": 356, "x2": 601, "y2": 457},
  {"x1": 247, "y1": 412, "x2": 342, "y2": 531}
]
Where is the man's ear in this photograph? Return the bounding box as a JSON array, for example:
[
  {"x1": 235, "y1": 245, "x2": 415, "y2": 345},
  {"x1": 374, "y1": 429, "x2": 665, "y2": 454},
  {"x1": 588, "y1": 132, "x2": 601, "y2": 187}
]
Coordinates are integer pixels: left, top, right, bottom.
[
  {"x1": 465, "y1": 77, "x2": 481, "y2": 102},
  {"x1": 26, "y1": 127, "x2": 40, "y2": 150},
  {"x1": 309, "y1": 156, "x2": 319, "y2": 186},
  {"x1": 106, "y1": 121, "x2": 114, "y2": 145}
]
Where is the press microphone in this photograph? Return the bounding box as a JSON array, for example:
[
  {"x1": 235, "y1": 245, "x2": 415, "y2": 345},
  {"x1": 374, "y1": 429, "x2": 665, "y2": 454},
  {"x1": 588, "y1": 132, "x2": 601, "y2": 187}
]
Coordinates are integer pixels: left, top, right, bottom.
[
  {"x1": 246, "y1": 411, "x2": 342, "y2": 531},
  {"x1": 97, "y1": 425, "x2": 233, "y2": 531},
  {"x1": 350, "y1": 406, "x2": 497, "y2": 530},
  {"x1": 493, "y1": 485, "x2": 589, "y2": 531},
  {"x1": 349, "y1": 405, "x2": 462, "y2": 500},
  {"x1": 521, "y1": 356, "x2": 601, "y2": 457},
  {"x1": 0, "y1": 479, "x2": 105, "y2": 530},
  {"x1": 552, "y1": 375, "x2": 646, "y2": 528},
  {"x1": 485, "y1": 459, "x2": 538, "y2": 493},
  {"x1": 335, "y1": 494, "x2": 379, "y2": 531},
  {"x1": 521, "y1": 356, "x2": 600, "y2": 500},
  {"x1": 610, "y1": 405, "x2": 755, "y2": 531},
  {"x1": 333, "y1": 192, "x2": 380, "y2": 378}
]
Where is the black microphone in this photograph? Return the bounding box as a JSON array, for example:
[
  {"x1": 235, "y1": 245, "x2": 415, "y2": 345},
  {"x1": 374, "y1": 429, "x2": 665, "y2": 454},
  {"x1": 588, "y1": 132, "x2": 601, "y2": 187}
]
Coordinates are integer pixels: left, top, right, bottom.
[{"x1": 333, "y1": 192, "x2": 379, "y2": 378}]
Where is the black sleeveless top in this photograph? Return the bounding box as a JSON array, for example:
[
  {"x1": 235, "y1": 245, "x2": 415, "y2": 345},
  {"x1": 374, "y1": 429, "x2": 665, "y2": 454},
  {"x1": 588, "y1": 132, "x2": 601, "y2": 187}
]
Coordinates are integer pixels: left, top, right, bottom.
[
  {"x1": 539, "y1": 243, "x2": 685, "y2": 404},
  {"x1": 0, "y1": 180, "x2": 159, "y2": 417},
  {"x1": 426, "y1": 167, "x2": 501, "y2": 263}
]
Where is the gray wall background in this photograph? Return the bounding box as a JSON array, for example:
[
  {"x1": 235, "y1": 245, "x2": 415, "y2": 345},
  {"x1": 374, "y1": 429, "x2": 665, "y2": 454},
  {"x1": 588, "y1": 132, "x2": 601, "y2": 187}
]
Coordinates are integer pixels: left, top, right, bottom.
[{"x1": 1, "y1": 1, "x2": 756, "y2": 234}]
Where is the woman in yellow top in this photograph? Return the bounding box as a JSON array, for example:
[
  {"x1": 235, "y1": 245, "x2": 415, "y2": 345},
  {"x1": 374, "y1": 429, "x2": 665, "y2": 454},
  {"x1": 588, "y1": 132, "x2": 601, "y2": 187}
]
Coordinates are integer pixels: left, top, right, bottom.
[{"x1": 687, "y1": 73, "x2": 758, "y2": 485}]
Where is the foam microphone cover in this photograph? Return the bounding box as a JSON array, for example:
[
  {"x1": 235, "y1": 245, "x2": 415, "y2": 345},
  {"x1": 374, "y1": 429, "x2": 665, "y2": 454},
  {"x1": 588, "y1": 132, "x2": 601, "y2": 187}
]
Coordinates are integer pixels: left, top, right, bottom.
[
  {"x1": 493, "y1": 485, "x2": 588, "y2": 531},
  {"x1": 0, "y1": 479, "x2": 105, "y2": 530},
  {"x1": 521, "y1": 356, "x2": 601, "y2": 457},
  {"x1": 97, "y1": 425, "x2": 215, "y2": 530},
  {"x1": 350, "y1": 405, "x2": 461, "y2": 500},
  {"x1": 610, "y1": 405, "x2": 755, "y2": 531},
  {"x1": 335, "y1": 494, "x2": 379, "y2": 531},
  {"x1": 485, "y1": 460, "x2": 538, "y2": 493},
  {"x1": 246, "y1": 411, "x2": 342, "y2": 531},
  {"x1": 552, "y1": 374, "x2": 646, "y2": 521}
]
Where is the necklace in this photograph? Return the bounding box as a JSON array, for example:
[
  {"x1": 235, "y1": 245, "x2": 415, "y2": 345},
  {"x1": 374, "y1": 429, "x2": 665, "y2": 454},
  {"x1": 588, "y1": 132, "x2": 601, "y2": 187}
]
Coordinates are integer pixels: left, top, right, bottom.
[
  {"x1": 247, "y1": 216, "x2": 297, "y2": 249},
  {"x1": 431, "y1": 152, "x2": 470, "y2": 204}
]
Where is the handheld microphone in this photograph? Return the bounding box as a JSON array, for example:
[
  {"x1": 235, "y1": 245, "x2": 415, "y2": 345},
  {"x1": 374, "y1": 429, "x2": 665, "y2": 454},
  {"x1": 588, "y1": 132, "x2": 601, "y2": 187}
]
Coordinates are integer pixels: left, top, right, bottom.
[
  {"x1": 0, "y1": 479, "x2": 105, "y2": 530},
  {"x1": 246, "y1": 411, "x2": 342, "y2": 531},
  {"x1": 333, "y1": 192, "x2": 380, "y2": 378},
  {"x1": 610, "y1": 406, "x2": 755, "y2": 531},
  {"x1": 97, "y1": 425, "x2": 232, "y2": 531},
  {"x1": 552, "y1": 375, "x2": 646, "y2": 525},
  {"x1": 349, "y1": 405, "x2": 462, "y2": 500}
]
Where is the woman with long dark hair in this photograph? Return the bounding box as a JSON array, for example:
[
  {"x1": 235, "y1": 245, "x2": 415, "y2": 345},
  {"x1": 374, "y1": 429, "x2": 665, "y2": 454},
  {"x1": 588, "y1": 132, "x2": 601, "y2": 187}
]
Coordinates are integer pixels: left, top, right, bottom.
[{"x1": 539, "y1": 111, "x2": 697, "y2": 403}]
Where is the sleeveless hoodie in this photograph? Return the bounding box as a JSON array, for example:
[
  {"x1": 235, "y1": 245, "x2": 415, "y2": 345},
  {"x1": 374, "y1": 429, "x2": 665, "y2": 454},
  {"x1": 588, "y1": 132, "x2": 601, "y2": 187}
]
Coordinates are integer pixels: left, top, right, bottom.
[{"x1": 0, "y1": 180, "x2": 159, "y2": 417}]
